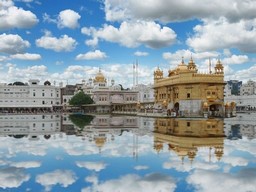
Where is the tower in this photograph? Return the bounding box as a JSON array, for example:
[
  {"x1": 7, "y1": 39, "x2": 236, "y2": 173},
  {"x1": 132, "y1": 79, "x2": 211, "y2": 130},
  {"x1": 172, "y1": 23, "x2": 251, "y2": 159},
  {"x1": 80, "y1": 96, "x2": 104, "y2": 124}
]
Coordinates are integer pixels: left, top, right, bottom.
[
  {"x1": 154, "y1": 67, "x2": 163, "y2": 82},
  {"x1": 215, "y1": 59, "x2": 224, "y2": 74}
]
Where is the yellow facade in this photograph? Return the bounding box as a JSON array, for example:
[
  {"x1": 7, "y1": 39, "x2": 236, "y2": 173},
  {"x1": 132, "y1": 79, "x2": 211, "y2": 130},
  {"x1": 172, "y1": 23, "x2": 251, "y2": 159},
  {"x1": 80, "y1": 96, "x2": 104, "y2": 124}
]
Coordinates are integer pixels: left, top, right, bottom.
[
  {"x1": 154, "y1": 57, "x2": 226, "y2": 117},
  {"x1": 153, "y1": 118, "x2": 225, "y2": 163}
]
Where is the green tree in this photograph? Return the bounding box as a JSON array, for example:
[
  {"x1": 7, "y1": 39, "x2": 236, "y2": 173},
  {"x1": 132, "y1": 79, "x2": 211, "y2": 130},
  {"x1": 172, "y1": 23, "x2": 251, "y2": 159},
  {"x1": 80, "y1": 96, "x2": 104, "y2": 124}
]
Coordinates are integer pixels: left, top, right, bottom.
[
  {"x1": 69, "y1": 114, "x2": 94, "y2": 129},
  {"x1": 69, "y1": 91, "x2": 93, "y2": 108}
]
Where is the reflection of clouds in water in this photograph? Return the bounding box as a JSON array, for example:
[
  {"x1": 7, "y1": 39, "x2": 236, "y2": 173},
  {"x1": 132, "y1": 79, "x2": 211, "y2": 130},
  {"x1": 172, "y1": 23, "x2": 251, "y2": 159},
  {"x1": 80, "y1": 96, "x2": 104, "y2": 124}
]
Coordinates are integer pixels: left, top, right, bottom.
[
  {"x1": 35, "y1": 169, "x2": 77, "y2": 192},
  {"x1": 82, "y1": 173, "x2": 176, "y2": 192},
  {"x1": 134, "y1": 165, "x2": 149, "y2": 170},
  {"x1": 163, "y1": 159, "x2": 219, "y2": 172},
  {"x1": 187, "y1": 168, "x2": 256, "y2": 192},
  {"x1": 76, "y1": 161, "x2": 107, "y2": 172},
  {"x1": 225, "y1": 138, "x2": 256, "y2": 156},
  {"x1": 0, "y1": 167, "x2": 30, "y2": 189},
  {"x1": 10, "y1": 161, "x2": 41, "y2": 168}
]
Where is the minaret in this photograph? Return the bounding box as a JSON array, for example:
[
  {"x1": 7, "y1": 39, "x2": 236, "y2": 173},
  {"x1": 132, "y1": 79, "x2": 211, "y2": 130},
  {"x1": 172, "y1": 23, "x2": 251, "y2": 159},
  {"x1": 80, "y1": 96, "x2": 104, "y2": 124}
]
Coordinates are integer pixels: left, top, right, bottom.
[
  {"x1": 187, "y1": 55, "x2": 197, "y2": 72},
  {"x1": 209, "y1": 58, "x2": 212, "y2": 74},
  {"x1": 136, "y1": 59, "x2": 138, "y2": 86}
]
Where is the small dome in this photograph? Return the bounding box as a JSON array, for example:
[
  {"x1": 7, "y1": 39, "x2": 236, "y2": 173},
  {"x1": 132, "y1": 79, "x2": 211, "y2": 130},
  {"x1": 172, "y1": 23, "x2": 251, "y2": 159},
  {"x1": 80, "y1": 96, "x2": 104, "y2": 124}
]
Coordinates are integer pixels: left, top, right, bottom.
[
  {"x1": 44, "y1": 80, "x2": 51, "y2": 86},
  {"x1": 176, "y1": 57, "x2": 188, "y2": 71}
]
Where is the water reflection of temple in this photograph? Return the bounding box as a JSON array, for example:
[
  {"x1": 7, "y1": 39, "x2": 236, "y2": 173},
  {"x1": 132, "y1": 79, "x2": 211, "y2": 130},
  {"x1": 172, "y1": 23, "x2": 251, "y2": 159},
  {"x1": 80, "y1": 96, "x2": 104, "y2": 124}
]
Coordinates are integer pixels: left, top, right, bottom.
[
  {"x1": 153, "y1": 118, "x2": 225, "y2": 163},
  {"x1": 0, "y1": 114, "x2": 62, "y2": 140},
  {"x1": 78, "y1": 115, "x2": 140, "y2": 152}
]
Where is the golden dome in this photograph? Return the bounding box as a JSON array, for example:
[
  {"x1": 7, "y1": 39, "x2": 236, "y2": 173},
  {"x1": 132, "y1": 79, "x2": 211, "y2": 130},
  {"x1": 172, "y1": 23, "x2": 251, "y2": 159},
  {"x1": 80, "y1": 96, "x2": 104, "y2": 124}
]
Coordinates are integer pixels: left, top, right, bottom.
[
  {"x1": 94, "y1": 68, "x2": 106, "y2": 83},
  {"x1": 176, "y1": 57, "x2": 188, "y2": 71},
  {"x1": 94, "y1": 137, "x2": 106, "y2": 148}
]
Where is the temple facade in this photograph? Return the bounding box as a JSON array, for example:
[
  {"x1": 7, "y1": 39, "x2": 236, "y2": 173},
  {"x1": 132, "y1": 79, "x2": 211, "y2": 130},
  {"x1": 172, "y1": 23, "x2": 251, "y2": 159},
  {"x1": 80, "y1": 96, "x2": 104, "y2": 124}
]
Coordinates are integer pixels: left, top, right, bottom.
[{"x1": 153, "y1": 57, "x2": 233, "y2": 117}]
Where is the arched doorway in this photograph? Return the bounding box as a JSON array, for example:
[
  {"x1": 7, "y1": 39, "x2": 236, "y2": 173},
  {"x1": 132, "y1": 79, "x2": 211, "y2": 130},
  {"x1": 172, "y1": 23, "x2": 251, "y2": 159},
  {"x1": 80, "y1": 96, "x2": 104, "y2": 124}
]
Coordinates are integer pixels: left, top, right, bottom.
[
  {"x1": 174, "y1": 102, "x2": 179, "y2": 114},
  {"x1": 209, "y1": 104, "x2": 222, "y2": 117}
]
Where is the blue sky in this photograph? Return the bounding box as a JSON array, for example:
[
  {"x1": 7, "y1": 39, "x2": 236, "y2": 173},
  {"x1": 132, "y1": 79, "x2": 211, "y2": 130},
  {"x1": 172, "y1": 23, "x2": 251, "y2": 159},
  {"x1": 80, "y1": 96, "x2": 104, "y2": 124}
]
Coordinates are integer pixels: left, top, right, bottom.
[{"x1": 1, "y1": 0, "x2": 256, "y2": 87}]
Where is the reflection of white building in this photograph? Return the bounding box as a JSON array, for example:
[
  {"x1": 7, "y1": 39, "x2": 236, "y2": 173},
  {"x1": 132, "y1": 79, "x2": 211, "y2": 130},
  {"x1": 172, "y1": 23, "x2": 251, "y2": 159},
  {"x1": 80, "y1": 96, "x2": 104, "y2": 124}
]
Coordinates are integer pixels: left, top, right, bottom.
[
  {"x1": 224, "y1": 113, "x2": 256, "y2": 140},
  {"x1": 78, "y1": 115, "x2": 139, "y2": 152},
  {"x1": 0, "y1": 80, "x2": 62, "y2": 113},
  {"x1": 0, "y1": 114, "x2": 62, "y2": 140}
]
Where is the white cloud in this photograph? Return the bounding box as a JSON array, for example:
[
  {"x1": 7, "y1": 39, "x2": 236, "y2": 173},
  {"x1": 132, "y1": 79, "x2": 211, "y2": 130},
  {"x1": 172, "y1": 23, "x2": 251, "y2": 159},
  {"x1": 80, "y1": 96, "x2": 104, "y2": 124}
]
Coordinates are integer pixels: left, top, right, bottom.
[
  {"x1": 187, "y1": 168, "x2": 256, "y2": 192},
  {"x1": 1, "y1": 64, "x2": 48, "y2": 83},
  {"x1": 76, "y1": 50, "x2": 107, "y2": 60},
  {"x1": 82, "y1": 173, "x2": 176, "y2": 192},
  {"x1": 57, "y1": 9, "x2": 81, "y2": 29},
  {"x1": 35, "y1": 169, "x2": 77, "y2": 191},
  {"x1": 0, "y1": 0, "x2": 14, "y2": 7},
  {"x1": 0, "y1": 167, "x2": 30, "y2": 189},
  {"x1": 0, "y1": 3, "x2": 38, "y2": 30},
  {"x1": 222, "y1": 55, "x2": 249, "y2": 65},
  {"x1": 187, "y1": 18, "x2": 256, "y2": 53},
  {"x1": 0, "y1": 55, "x2": 9, "y2": 62},
  {"x1": 134, "y1": 165, "x2": 149, "y2": 170},
  {"x1": 76, "y1": 161, "x2": 107, "y2": 172},
  {"x1": 163, "y1": 49, "x2": 219, "y2": 66},
  {"x1": 134, "y1": 51, "x2": 148, "y2": 57},
  {"x1": 10, "y1": 161, "x2": 41, "y2": 168},
  {"x1": 0, "y1": 33, "x2": 30, "y2": 54},
  {"x1": 11, "y1": 53, "x2": 41, "y2": 60},
  {"x1": 81, "y1": 21, "x2": 176, "y2": 48},
  {"x1": 103, "y1": 0, "x2": 256, "y2": 23},
  {"x1": 85, "y1": 37, "x2": 99, "y2": 47},
  {"x1": 36, "y1": 31, "x2": 77, "y2": 52}
]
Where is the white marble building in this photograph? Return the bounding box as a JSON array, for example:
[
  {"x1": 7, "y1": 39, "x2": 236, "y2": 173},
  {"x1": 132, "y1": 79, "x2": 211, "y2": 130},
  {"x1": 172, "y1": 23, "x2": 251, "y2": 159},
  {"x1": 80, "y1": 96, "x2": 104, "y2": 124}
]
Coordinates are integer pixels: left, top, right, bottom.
[{"x1": 0, "y1": 79, "x2": 61, "y2": 113}]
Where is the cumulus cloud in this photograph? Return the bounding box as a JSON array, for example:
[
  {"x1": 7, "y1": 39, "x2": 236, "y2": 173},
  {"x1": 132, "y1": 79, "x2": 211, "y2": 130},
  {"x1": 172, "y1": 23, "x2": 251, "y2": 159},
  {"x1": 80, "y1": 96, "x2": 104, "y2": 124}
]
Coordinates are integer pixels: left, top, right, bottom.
[
  {"x1": 3, "y1": 64, "x2": 48, "y2": 83},
  {"x1": 10, "y1": 161, "x2": 41, "y2": 168},
  {"x1": 0, "y1": 2, "x2": 38, "y2": 30},
  {"x1": 35, "y1": 169, "x2": 77, "y2": 191},
  {"x1": 76, "y1": 50, "x2": 107, "y2": 60},
  {"x1": 57, "y1": 9, "x2": 81, "y2": 29},
  {"x1": 43, "y1": 9, "x2": 81, "y2": 29},
  {"x1": 82, "y1": 173, "x2": 176, "y2": 192},
  {"x1": 81, "y1": 21, "x2": 176, "y2": 48},
  {"x1": 0, "y1": 167, "x2": 30, "y2": 189},
  {"x1": 222, "y1": 55, "x2": 249, "y2": 65},
  {"x1": 134, "y1": 51, "x2": 148, "y2": 56},
  {"x1": 76, "y1": 161, "x2": 107, "y2": 172},
  {"x1": 103, "y1": 0, "x2": 256, "y2": 23},
  {"x1": 0, "y1": 33, "x2": 30, "y2": 54},
  {"x1": 11, "y1": 53, "x2": 41, "y2": 60},
  {"x1": 163, "y1": 49, "x2": 219, "y2": 66},
  {"x1": 36, "y1": 31, "x2": 77, "y2": 52},
  {"x1": 187, "y1": 18, "x2": 256, "y2": 53},
  {"x1": 187, "y1": 168, "x2": 256, "y2": 192}
]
